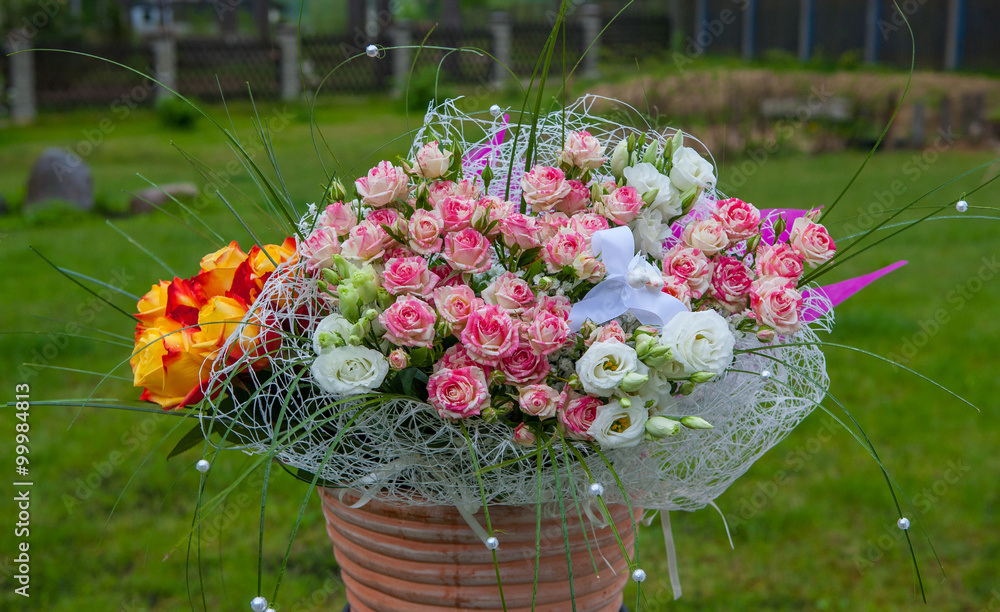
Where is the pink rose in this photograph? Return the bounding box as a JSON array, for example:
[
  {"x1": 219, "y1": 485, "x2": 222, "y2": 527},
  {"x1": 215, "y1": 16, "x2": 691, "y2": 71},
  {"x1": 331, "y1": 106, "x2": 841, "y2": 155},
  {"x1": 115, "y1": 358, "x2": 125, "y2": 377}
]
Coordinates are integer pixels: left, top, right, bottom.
[
  {"x1": 433, "y1": 344, "x2": 490, "y2": 375},
  {"x1": 587, "y1": 321, "x2": 627, "y2": 346},
  {"x1": 384, "y1": 245, "x2": 417, "y2": 261},
  {"x1": 378, "y1": 295, "x2": 436, "y2": 348},
  {"x1": 569, "y1": 213, "x2": 610, "y2": 239},
  {"x1": 520, "y1": 165, "x2": 571, "y2": 213},
  {"x1": 383, "y1": 257, "x2": 437, "y2": 298},
  {"x1": 682, "y1": 218, "x2": 729, "y2": 256},
  {"x1": 661, "y1": 274, "x2": 693, "y2": 307},
  {"x1": 367, "y1": 208, "x2": 403, "y2": 233},
  {"x1": 450, "y1": 178, "x2": 482, "y2": 200},
  {"x1": 755, "y1": 243, "x2": 804, "y2": 280},
  {"x1": 408, "y1": 208, "x2": 445, "y2": 255},
  {"x1": 556, "y1": 179, "x2": 592, "y2": 215},
  {"x1": 523, "y1": 294, "x2": 572, "y2": 322},
  {"x1": 538, "y1": 212, "x2": 572, "y2": 242},
  {"x1": 518, "y1": 384, "x2": 560, "y2": 419},
  {"x1": 473, "y1": 196, "x2": 514, "y2": 235},
  {"x1": 388, "y1": 348, "x2": 409, "y2": 370},
  {"x1": 442, "y1": 228, "x2": 492, "y2": 273},
  {"x1": 560, "y1": 130, "x2": 607, "y2": 170},
  {"x1": 461, "y1": 304, "x2": 519, "y2": 366},
  {"x1": 751, "y1": 276, "x2": 803, "y2": 335},
  {"x1": 436, "y1": 195, "x2": 477, "y2": 232},
  {"x1": 341, "y1": 221, "x2": 391, "y2": 263},
  {"x1": 482, "y1": 272, "x2": 535, "y2": 314},
  {"x1": 498, "y1": 342, "x2": 550, "y2": 385},
  {"x1": 499, "y1": 213, "x2": 541, "y2": 250},
  {"x1": 712, "y1": 198, "x2": 760, "y2": 241},
  {"x1": 513, "y1": 422, "x2": 536, "y2": 445},
  {"x1": 302, "y1": 227, "x2": 340, "y2": 272},
  {"x1": 558, "y1": 394, "x2": 601, "y2": 440},
  {"x1": 433, "y1": 285, "x2": 484, "y2": 334},
  {"x1": 427, "y1": 366, "x2": 489, "y2": 420},
  {"x1": 789, "y1": 217, "x2": 836, "y2": 267},
  {"x1": 355, "y1": 161, "x2": 408, "y2": 207},
  {"x1": 412, "y1": 140, "x2": 453, "y2": 179},
  {"x1": 430, "y1": 264, "x2": 464, "y2": 287},
  {"x1": 600, "y1": 186, "x2": 643, "y2": 225},
  {"x1": 426, "y1": 180, "x2": 455, "y2": 207},
  {"x1": 525, "y1": 311, "x2": 570, "y2": 356},
  {"x1": 572, "y1": 252, "x2": 605, "y2": 282},
  {"x1": 710, "y1": 256, "x2": 753, "y2": 311},
  {"x1": 662, "y1": 244, "x2": 714, "y2": 298},
  {"x1": 543, "y1": 229, "x2": 588, "y2": 273},
  {"x1": 317, "y1": 201, "x2": 357, "y2": 236}
]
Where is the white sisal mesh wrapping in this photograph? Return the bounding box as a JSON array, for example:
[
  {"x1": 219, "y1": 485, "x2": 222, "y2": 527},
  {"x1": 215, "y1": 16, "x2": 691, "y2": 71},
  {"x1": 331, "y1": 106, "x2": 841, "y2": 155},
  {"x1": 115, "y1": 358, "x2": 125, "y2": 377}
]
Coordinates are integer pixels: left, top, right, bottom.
[{"x1": 202, "y1": 97, "x2": 832, "y2": 511}]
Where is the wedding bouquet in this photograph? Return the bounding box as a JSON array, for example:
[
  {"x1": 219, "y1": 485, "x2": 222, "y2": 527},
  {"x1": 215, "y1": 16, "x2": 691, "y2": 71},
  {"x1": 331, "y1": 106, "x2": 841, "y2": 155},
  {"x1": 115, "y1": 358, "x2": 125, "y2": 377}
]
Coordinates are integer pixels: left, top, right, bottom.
[{"x1": 120, "y1": 95, "x2": 882, "y2": 609}]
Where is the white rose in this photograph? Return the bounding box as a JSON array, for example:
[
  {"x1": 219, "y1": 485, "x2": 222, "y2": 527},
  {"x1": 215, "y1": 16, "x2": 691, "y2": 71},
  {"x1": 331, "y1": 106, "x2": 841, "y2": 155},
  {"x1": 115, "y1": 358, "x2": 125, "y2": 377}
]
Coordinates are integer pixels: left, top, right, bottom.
[
  {"x1": 630, "y1": 207, "x2": 671, "y2": 259},
  {"x1": 587, "y1": 400, "x2": 648, "y2": 449},
  {"x1": 311, "y1": 346, "x2": 389, "y2": 397},
  {"x1": 575, "y1": 339, "x2": 648, "y2": 397},
  {"x1": 414, "y1": 140, "x2": 453, "y2": 179},
  {"x1": 623, "y1": 163, "x2": 681, "y2": 218},
  {"x1": 659, "y1": 310, "x2": 735, "y2": 377},
  {"x1": 681, "y1": 218, "x2": 729, "y2": 256},
  {"x1": 670, "y1": 147, "x2": 716, "y2": 193},
  {"x1": 313, "y1": 313, "x2": 356, "y2": 354}
]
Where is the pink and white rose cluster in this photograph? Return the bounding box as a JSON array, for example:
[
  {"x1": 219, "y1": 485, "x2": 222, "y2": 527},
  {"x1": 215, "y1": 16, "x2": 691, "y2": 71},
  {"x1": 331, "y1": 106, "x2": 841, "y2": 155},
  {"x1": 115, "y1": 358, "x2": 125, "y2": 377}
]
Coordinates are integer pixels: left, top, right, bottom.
[{"x1": 306, "y1": 125, "x2": 836, "y2": 450}]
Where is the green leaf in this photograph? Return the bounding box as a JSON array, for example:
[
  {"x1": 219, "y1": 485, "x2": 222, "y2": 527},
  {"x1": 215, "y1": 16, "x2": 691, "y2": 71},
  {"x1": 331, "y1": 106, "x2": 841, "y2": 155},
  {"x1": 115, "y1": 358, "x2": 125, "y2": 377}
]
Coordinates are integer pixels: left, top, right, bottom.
[
  {"x1": 168, "y1": 422, "x2": 209, "y2": 460},
  {"x1": 517, "y1": 247, "x2": 542, "y2": 268}
]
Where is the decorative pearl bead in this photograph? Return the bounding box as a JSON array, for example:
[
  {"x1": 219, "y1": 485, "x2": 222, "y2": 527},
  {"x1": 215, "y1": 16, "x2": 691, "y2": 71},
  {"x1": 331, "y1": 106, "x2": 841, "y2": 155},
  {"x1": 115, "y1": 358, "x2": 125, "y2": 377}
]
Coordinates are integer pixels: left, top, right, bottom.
[
  {"x1": 195, "y1": 459, "x2": 210, "y2": 473},
  {"x1": 485, "y1": 536, "x2": 499, "y2": 550},
  {"x1": 897, "y1": 517, "x2": 910, "y2": 530},
  {"x1": 588, "y1": 482, "x2": 605, "y2": 497},
  {"x1": 490, "y1": 104, "x2": 502, "y2": 117},
  {"x1": 631, "y1": 568, "x2": 647, "y2": 582},
  {"x1": 366, "y1": 44, "x2": 378, "y2": 58},
  {"x1": 956, "y1": 200, "x2": 969, "y2": 212},
  {"x1": 761, "y1": 370, "x2": 772, "y2": 378},
  {"x1": 250, "y1": 597, "x2": 268, "y2": 612}
]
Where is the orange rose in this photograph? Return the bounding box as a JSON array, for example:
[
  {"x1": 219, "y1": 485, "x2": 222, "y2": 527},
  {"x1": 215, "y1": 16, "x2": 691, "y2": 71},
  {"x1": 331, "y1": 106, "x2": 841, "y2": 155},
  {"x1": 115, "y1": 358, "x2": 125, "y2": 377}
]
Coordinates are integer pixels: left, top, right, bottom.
[
  {"x1": 136, "y1": 280, "x2": 170, "y2": 327},
  {"x1": 196, "y1": 241, "x2": 248, "y2": 297},
  {"x1": 131, "y1": 321, "x2": 210, "y2": 409}
]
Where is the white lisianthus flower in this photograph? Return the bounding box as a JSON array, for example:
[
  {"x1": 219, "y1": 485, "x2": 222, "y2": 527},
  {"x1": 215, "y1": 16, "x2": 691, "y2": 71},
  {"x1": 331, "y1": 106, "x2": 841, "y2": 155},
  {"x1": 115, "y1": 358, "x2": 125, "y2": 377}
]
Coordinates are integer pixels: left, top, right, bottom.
[
  {"x1": 636, "y1": 369, "x2": 677, "y2": 410},
  {"x1": 630, "y1": 207, "x2": 672, "y2": 259},
  {"x1": 623, "y1": 162, "x2": 681, "y2": 218},
  {"x1": 669, "y1": 146, "x2": 717, "y2": 193},
  {"x1": 311, "y1": 346, "x2": 389, "y2": 397},
  {"x1": 587, "y1": 400, "x2": 648, "y2": 449},
  {"x1": 659, "y1": 310, "x2": 735, "y2": 377},
  {"x1": 312, "y1": 313, "x2": 356, "y2": 354},
  {"x1": 576, "y1": 339, "x2": 649, "y2": 397}
]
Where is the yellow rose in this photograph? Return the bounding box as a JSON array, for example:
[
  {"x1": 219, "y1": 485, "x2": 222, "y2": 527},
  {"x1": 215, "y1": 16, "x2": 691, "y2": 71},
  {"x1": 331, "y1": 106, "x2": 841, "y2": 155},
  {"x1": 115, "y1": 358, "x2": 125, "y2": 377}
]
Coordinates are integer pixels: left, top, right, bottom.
[
  {"x1": 191, "y1": 296, "x2": 250, "y2": 361},
  {"x1": 136, "y1": 280, "x2": 170, "y2": 327},
  {"x1": 131, "y1": 321, "x2": 210, "y2": 409}
]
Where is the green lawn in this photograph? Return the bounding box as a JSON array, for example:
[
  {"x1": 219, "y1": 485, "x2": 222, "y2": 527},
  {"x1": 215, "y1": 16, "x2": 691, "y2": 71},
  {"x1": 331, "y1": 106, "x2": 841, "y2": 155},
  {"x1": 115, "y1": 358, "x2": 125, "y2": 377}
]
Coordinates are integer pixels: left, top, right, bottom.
[{"x1": 0, "y1": 97, "x2": 998, "y2": 611}]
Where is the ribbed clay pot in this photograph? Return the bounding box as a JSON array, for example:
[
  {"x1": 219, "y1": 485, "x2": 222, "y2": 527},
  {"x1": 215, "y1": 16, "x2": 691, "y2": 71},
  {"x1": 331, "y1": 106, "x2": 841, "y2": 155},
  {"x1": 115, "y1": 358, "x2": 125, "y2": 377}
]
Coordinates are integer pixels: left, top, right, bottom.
[{"x1": 319, "y1": 488, "x2": 638, "y2": 611}]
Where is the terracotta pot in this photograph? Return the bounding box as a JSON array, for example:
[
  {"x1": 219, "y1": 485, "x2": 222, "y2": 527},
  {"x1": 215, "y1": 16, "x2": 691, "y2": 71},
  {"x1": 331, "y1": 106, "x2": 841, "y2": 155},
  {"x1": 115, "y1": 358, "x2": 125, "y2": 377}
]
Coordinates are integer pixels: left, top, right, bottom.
[{"x1": 319, "y1": 488, "x2": 639, "y2": 611}]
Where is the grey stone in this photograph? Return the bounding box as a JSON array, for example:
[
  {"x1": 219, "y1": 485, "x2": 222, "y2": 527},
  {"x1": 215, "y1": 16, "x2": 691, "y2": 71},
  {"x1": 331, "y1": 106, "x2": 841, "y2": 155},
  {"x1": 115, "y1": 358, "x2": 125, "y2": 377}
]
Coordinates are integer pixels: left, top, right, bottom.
[
  {"x1": 128, "y1": 183, "x2": 199, "y2": 215},
  {"x1": 25, "y1": 148, "x2": 94, "y2": 211}
]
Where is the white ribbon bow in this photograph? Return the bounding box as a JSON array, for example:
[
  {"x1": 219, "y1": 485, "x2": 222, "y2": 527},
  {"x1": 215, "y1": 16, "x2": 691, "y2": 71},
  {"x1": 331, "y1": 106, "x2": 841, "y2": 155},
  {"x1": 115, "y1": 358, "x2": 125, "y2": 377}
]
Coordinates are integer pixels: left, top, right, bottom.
[{"x1": 568, "y1": 226, "x2": 687, "y2": 332}]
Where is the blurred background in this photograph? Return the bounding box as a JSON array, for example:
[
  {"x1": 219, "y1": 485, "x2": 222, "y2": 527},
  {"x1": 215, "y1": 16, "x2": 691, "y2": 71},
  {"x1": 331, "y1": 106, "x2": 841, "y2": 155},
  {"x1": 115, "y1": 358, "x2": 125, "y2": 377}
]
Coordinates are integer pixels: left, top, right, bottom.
[{"x1": 1, "y1": 1, "x2": 999, "y2": 611}]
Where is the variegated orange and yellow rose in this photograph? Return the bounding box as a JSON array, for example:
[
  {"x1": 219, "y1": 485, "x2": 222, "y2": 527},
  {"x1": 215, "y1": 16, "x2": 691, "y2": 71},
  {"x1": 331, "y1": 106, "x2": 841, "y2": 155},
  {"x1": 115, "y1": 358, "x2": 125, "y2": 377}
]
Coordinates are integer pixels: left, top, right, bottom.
[{"x1": 130, "y1": 238, "x2": 296, "y2": 409}]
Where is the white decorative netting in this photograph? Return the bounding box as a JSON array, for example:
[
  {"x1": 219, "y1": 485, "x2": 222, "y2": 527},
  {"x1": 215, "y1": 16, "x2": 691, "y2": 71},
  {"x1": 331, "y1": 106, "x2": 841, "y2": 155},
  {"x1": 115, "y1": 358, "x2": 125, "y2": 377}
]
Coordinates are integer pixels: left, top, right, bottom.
[{"x1": 202, "y1": 97, "x2": 832, "y2": 511}]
